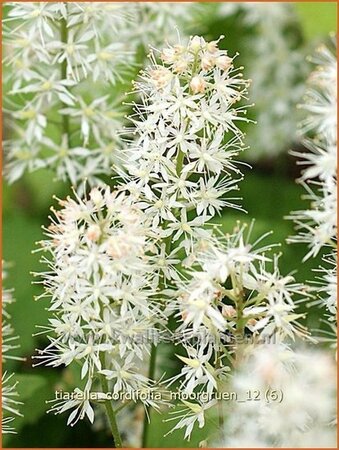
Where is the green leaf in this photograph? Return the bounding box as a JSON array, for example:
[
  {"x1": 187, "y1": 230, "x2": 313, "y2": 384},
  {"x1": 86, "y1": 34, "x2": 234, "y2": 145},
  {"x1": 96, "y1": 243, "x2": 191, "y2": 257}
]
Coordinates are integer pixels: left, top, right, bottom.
[
  {"x1": 2, "y1": 212, "x2": 49, "y2": 359},
  {"x1": 2, "y1": 373, "x2": 50, "y2": 446}
]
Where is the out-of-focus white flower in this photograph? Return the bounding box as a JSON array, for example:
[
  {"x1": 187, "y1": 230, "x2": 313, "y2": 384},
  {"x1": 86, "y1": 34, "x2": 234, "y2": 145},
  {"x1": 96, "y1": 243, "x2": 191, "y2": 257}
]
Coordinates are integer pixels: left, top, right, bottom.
[
  {"x1": 214, "y1": 344, "x2": 337, "y2": 447},
  {"x1": 288, "y1": 41, "x2": 337, "y2": 339},
  {"x1": 219, "y1": 2, "x2": 306, "y2": 160},
  {"x1": 2, "y1": 262, "x2": 23, "y2": 434},
  {"x1": 3, "y1": 2, "x2": 135, "y2": 187},
  {"x1": 131, "y1": 2, "x2": 204, "y2": 46},
  {"x1": 288, "y1": 41, "x2": 337, "y2": 258}
]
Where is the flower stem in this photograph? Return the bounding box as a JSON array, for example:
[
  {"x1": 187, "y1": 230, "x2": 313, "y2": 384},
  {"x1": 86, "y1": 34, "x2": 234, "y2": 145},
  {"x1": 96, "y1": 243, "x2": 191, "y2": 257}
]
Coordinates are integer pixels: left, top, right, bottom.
[
  {"x1": 216, "y1": 351, "x2": 225, "y2": 434},
  {"x1": 142, "y1": 343, "x2": 157, "y2": 447},
  {"x1": 99, "y1": 355, "x2": 123, "y2": 448},
  {"x1": 235, "y1": 294, "x2": 245, "y2": 366},
  {"x1": 176, "y1": 148, "x2": 185, "y2": 175},
  {"x1": 142, "y1": 144, "x2": 184, "y2": 446},
  {"x1": 230, "y1": 272, "x2": 246, "y2": 366}
]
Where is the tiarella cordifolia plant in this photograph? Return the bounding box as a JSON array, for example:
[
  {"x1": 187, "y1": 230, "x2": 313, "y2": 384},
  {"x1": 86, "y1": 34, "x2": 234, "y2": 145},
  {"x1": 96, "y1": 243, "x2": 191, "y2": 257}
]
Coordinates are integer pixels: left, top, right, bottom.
[
  {"x1": 120, "y1": 36, "x2": 309, "y2": 441},
  {"x1": 219, "y1": 2, "x2": 306, "y2": 160},
  {"x1": 214, "y1": 344, "x2": 336, "y2": 447},
  {"x1": 2, "y1": 262, "x2": 23, "y2": 434},
  {"x1": 287, "y1": 40, "x2": 337, "y2": 335},
  {"x1": 163, "y1": 225, "x2": 310, "y2": 440},
  {"x1": 3, "y1": 2, "x2": 136, "y2": 186},
  {"x1": 34, "y1": 186, "x2": 170, "y2": 446},
  {"x1": 122, "y1": 34, "x2": 251, "y2": 252},
  {"x1": 36, "y1": 34, "x2": 311, "y2": 446}
]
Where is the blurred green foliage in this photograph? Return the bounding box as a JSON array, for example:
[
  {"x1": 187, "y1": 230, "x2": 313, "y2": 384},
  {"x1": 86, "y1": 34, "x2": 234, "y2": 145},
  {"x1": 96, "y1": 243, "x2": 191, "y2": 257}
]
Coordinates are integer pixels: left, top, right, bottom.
[
  {"x1": 295, "y1": 2, "x2": 337, "y2": 39},
  {"x1": 2, "y1": 2, "x2": 334, "y2": 447}
]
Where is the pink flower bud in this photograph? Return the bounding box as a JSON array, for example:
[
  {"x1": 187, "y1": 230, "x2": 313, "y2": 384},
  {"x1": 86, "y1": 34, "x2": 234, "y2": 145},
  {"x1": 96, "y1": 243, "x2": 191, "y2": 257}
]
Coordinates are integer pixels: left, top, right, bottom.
[
  {"x1": 190, "y1": 75, "x2": 206, "y2": 94},
  {"x1": 216, "y1": 55, "x2": 232, "y2": 70}
]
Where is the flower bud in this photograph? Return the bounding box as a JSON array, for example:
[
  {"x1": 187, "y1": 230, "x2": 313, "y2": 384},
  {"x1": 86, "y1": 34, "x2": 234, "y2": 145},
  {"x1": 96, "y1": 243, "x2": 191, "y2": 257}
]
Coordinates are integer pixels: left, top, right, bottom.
[
  {"x1": 160, "y1": 48, "x2": 176, "y2": 64},
  {"x1": 190, "y1": 36, "x2": 203, "y2": 52},
  {"x1": 86, "y1": 224, "x2": 101, "y2": 242},
  {"x1": 173, "y1": 60, "x2": 189, "y2": 74},
  {"x1": 190, "y1": 75, "x2": 206, "y2": 94},
  {"x1": 247, "y1": 318, "x2": 257, "y2": 327},
  {"x1": 150, "y1": 67, "x2": 172, "y2": 89},
  {"x1": 206, "y1": 40, "x2": 219, "y2": 54},
  {"x1": 90, "y1": 188, "x2": 103, "y2": 206},
  {"x1": 222, "y1": 304, "x2": 236, "y2": 318},
  {"x1": 174, "y1": 44, "x2": 185, "y2": 55},
  {"x1": 216, "y1": 55, "x2": 232, "y2": 70},
  {"x1": 201, "y1": 55, "x2": 215, "y2": 71}
]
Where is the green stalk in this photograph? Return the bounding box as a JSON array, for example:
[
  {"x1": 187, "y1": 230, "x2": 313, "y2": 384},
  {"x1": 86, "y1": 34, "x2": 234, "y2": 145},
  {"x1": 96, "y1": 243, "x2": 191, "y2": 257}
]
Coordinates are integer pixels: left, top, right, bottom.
[
  {"x1": 141, "y1": 343, "x2": 157, "y2": 447},
  {"x1": 99, "y1": 354, "x2": 123, "y2": 448},
  {"x1": 142, "y1": 143, "x2": 185, "y2": 447},
  {"x1": 231, "y1": 272, "x2": 246, "y2": 367},
  {"x1": 215, "y1": 351, "x2": 225, "y2": 432},
  {"x1": 176, "y1": 148, "x2": 185, "y2": 175}
]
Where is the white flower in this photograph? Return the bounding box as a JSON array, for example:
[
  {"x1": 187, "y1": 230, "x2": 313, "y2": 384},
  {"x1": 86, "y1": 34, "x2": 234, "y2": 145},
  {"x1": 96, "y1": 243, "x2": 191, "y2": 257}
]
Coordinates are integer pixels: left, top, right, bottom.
[
  {"x1": 167, "y1": 345, "x2": 221, "y2": 395},
  {"x1": 3, "y1": 1, "x2": 137, "y2": 186},
  {"x1": 215, "y1": 345, "x2": 337, "y2": 447},
  {"x1": 49, "y1": 28, "x2": 94, "y2": 81},
  {"x1": 168, "y1": 209, "x2": 210, "y2": 243},
  {"x1": 59, "y1": 95, "x2": 115, "y2": 146},
  {"x1": 288, "y1": 41, "x2": 337, "y2": 343},
  {"x1": 5, "y1": 3, "x2": 61, "y2": 43},
  {"x1": 288, "y1": 41, "x2": 337, "y2": 259},
  {"x1": 132, "y1": 3, "x2": 204, "y2": 46},
  {"x1": 2, "y1": 263, "x2": 23, "y2": 434},
  {"x1": 47, "y1": 381, "x2": 95, "y2": 427},
  {"x1": 165, "y1": 399, "x2": 216, "y2": 441},
  {"x1": 219, "y1": 2, "x2": 306, "y2": 159},
  {"x1": 87, "y1": 42, "x2": 134, "y2": 84},
  {"x1": 2, "y1": 373, "x2": 23, "y2": 434}
]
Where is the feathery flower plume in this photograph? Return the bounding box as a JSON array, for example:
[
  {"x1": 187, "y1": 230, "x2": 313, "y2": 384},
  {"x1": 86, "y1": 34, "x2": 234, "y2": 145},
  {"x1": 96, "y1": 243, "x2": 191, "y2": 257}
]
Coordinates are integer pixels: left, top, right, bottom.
[
  {"x1": 287, "y1": 40, "x2": 337, "y2": 335},
  {"x1": 2, "y1": 262, "x2": 23, "y2": 434}
]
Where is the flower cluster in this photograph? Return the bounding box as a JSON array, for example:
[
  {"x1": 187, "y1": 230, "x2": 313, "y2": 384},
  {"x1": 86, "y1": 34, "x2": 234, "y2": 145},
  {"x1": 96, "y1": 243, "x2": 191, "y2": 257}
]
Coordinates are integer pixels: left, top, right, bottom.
[
  {"x1": 122, "y1": 35, "x2": 251, "y2": 255},
  {"x1": 165, "y1": 225, "x2": 309, "y2": 439},
  {"x1": 35, "y1": 186, "x2": 167, "y2": 426},
  {"x1": 2, "y1": 262, "x2": 23, "y2": 434},
  {"x1": 219, "y1": 2, "x2": 306, "y2": 160},
  {"x1": 215, "y1": 344, "x2": 336, "y2": 447},
  {"x1": 288, "y1": 41, "x2": 337, "y2": 326},
  {"x1": 3, "y1": 2, "x2": 135, "y2": 186}
]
